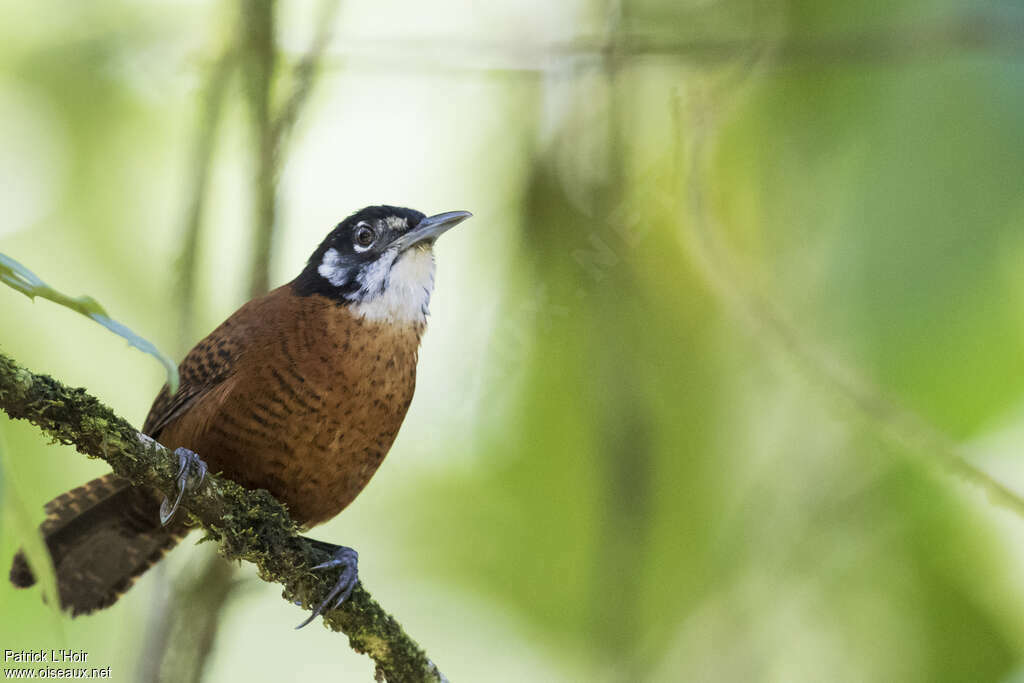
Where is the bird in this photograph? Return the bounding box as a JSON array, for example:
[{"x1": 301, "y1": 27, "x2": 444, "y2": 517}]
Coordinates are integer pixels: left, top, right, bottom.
[{"x1": 8, "y1": 205, "x2": 471, "y2": 627}]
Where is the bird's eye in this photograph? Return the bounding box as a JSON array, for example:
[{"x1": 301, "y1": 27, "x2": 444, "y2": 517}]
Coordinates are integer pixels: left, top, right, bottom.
[{"x1": 354, "y1": 224, "x2": 375, "y2": 250}]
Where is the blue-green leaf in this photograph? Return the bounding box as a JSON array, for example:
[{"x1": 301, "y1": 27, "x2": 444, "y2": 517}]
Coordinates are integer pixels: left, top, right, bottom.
[{"x1": 0, "y1": 253, "x2": 179, "y2": 392}]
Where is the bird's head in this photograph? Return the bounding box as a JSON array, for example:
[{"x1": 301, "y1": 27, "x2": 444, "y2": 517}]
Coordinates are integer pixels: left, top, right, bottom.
[{"x1": 294, "y1": 205, "x2": 471, "y2": 325}]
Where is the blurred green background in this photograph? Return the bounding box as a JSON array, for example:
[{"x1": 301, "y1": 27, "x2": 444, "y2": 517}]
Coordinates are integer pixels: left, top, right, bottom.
[{"x1": 2, "y1": 0, "x2": 1024, "y2": 681}]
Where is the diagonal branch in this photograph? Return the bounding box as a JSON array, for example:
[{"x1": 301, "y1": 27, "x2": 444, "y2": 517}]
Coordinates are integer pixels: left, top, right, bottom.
[
  {"x1": 0, "y1": 350, "x2": 446, "y2": 683},
  {"x1": 271, "y1": 0, "x2": 341, "y2": 156},
  {"x1": 677, "y1": 83, "x2": 1024, "y2": 523},
  {"x1": 175, "y1": 44, "x2": 237, "y2": 350}
]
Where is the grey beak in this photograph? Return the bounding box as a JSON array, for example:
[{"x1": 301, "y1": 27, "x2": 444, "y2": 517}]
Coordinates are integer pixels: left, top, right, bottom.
[{"x1": 391, "y1": 211, "x2": 472, "y2": 252}]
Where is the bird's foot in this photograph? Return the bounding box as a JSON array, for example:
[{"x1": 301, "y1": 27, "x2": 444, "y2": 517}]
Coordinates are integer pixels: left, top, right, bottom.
[
  {"x1": 295, "y1": 545, "x2": 359, "y2": 629},
  {"x1": 159, "y1": 447, "x2": 208, "y2": 526}
]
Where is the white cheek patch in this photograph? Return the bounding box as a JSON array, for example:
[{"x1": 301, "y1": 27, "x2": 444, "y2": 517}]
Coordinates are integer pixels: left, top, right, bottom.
[
  {"x1": 353, "y1": 248, "x2": 398, "y2": 298},
  {"x1": 318, "y1": 248, "x2": 349, "y2": 286},
  {"x1": 351, "y1": 248, "x2": 436, "y2": 325}
]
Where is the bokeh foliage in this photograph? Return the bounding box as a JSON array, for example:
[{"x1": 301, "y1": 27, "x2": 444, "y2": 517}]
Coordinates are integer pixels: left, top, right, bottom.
[{"x1": 1, "y1": 0, "x2": 1023, "y2": 681}]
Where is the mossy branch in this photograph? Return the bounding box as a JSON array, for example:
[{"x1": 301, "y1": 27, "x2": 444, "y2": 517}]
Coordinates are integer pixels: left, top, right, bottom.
[{"x1": 0, "y1": 350, "x2": 446, "y2": 683}]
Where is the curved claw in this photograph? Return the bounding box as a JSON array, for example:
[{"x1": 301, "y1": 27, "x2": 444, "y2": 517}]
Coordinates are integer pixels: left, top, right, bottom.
[
  {"x1": 159, "y1": 447, "x2": 207, "y2": 526},
  {"x1": 159, "y1": 484, "x2": 186, "y2": 526},
  {"x1": 295, "y1": 546, "x2": 359, "y2": 629}
]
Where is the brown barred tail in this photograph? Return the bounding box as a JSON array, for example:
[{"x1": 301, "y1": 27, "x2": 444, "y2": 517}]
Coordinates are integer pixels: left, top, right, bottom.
[{"x1": 9, "y1": 473, "x2": 189, "y2": 616}]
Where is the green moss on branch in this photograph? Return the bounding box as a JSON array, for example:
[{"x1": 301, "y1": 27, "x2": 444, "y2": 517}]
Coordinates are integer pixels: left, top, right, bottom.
[{"x1": 0, "y1": 350, "x2": 444, "y2": 683}]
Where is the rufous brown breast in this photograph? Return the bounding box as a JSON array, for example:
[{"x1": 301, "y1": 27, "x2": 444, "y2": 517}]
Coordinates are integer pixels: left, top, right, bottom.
[{"x1": 146, "y1": 285, "x2": 423, "y2": 527}]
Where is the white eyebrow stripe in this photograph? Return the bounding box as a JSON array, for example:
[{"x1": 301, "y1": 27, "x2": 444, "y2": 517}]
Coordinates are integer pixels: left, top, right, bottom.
[{"x1": 385, "y1": 216, "x2": 409, "y2": 231}]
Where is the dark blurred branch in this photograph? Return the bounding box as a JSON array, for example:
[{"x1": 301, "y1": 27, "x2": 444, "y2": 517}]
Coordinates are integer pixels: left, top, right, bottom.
[
  {"x1": 272, "y1": 0, "x2": 341, "y2": 153},
  {"x1": 585, "y1": 4, "x2": 653, "y2": 678},
  {"x1": 158, "y1": 29, "x2": 244, "y2": 683},
  {"x1": 175, "y1": 46, "x2": 236, "y2": 351},
  {"x1": 157, "y1": 559, "x2": 243, "y2": 683},
  {"x1": 241, "y1": 0, "x2": 277, "y2": 299},
  {"x1": 242, "y1": 0, "x2": 340, "y2": 299},
  {"x1": 0, "y1": 351, "x2": 446, "y2": 683}
]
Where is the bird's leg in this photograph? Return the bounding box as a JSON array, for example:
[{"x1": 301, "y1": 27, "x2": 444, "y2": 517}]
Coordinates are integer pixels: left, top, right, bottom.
[
  {"x1": 295, "y1": 537, "x2": 359, "y2": 629},
  {"x1": 159, "y1": 447, "x2": 208, "y2": 526}
]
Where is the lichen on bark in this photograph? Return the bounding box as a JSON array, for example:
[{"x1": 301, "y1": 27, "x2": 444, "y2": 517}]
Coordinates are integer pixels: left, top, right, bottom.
[{"x1": 0, "y1": 350, "x2": 443, "y2": 683}]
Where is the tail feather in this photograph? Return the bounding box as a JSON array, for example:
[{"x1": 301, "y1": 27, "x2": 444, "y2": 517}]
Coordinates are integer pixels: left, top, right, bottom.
[{"x1": 10, "y1": 473, "x2": 188, "y2": 616}]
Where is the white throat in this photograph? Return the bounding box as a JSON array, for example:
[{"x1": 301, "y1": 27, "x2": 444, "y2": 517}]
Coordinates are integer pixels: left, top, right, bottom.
[{"x1": 350, "y1": 247, "x2": 436, "y2": 325}]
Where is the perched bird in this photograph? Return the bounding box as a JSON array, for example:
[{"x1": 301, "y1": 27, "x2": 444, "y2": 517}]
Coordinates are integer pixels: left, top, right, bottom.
[{"x1": 9, "y1": 205, "x2": 471, "y2": 626}]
